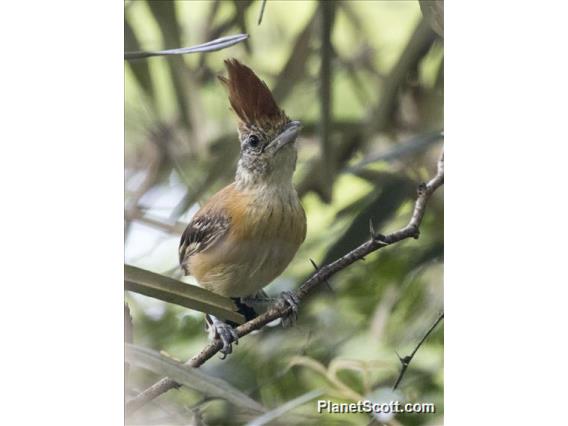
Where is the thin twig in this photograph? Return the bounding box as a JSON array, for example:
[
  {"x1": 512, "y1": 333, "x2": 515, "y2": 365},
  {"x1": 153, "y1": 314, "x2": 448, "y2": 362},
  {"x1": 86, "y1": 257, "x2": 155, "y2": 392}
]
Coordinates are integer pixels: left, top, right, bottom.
[
  {"x1": 125, "y1": 151, "x2": 444, "y2": 416},
  {"x1": 257, "y1": 0, "x2": 267, "y2": 25},
  {"x1": 392, "y1": 311, "x2": 444, "y2": 390},
  {"x1": 309, "y1": 258, "x2": 333, "y2": 293}
]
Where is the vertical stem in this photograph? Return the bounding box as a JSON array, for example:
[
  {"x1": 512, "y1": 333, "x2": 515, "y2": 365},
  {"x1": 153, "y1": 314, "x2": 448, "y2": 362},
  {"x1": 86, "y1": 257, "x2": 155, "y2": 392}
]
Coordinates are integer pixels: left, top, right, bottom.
[{"x1": 319, "y1": 1, "x2": 335, "y2": 201}]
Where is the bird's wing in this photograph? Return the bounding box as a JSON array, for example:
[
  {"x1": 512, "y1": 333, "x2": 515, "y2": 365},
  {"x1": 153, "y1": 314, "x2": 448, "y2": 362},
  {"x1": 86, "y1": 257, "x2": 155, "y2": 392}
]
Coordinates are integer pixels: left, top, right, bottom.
[{"x1": 179, "y1": 212, "x2": 230, "y2": 274}]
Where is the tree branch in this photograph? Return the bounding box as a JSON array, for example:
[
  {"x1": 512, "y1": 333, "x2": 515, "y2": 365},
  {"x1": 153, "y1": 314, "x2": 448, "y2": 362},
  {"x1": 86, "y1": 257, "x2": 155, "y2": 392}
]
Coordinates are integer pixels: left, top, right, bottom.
[
  {"x1": 392, "y1": 311, "x2": 444, "y2": 390},
  {"x1": 126, "y1": 151, "x2": 444, "y2": 416}
]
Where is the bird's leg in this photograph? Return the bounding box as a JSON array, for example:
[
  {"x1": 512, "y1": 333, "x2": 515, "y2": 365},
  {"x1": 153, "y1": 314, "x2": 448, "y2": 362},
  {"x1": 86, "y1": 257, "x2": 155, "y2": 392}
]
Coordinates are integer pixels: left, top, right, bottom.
[
  {"x1": 241, "y1": 290, "x2": 272, "y2": 309},
  {"x1": 277, "y1": 291, "x2": 300, "y2": 328},
  {"x1": 205, "y1": 314, "x2": 239, "y2": 359},
  {"x1": 241, "y1": 290, "x2": 300, "y2": 328}
]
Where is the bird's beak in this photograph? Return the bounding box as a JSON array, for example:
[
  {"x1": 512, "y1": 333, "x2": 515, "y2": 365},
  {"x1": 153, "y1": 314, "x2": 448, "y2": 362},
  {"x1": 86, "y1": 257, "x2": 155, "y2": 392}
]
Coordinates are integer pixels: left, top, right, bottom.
[{"x1": 267, "y1": 120, "x2": 302, "y2": 153}]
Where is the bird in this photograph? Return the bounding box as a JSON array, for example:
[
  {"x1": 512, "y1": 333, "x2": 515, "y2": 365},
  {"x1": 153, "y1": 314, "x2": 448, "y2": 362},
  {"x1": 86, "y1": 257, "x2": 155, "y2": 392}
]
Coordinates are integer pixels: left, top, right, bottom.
[{"x1": 179, "y1": 58, "x2": 307, "y2": 357}]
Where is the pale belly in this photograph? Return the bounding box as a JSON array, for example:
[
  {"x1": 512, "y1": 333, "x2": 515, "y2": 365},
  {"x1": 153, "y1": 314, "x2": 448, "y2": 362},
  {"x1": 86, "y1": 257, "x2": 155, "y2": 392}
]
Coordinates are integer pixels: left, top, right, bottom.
[{"x1": 192, "y1": 238, "x2": 301, "y2": 297}]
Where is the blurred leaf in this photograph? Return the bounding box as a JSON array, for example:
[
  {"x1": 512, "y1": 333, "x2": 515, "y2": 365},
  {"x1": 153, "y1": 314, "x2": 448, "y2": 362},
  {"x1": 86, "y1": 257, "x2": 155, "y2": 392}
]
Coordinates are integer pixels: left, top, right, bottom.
[
  {"x1": 234, "y1": 1, "x2": 251, "y2": 54},
  {"x1": 369, "y1": 18, "x2": 437, "y2": 134},
  {"x1": 298, "y1": 19, "x2": 437, "y2": 202},
  {"x1": 124, "y1": 34, "x2": 249, "y2": 60},
  {"x1": 298, "y1": 131, "x2": 364, "y2": 201},
  {"x1": 272, "y1": 11, "x2": 316, "y2": 103},
  {"x1": 344, "y1": 130, "x2": 443, "y2": 174},
  {"x1": 246, "y1": 389, "x2": 324, "y2": 426},
  {"x1": 146, "y1": 0, "x2": 191, "y2": 130},
  {"x1": 329, "y1": 359, "x2": 376, "y2": 394},
  {"x1": 288, "y1": 356, "x2": 363, "y2": 400},
  {"x1": 420, "y1": 0, "x2": 444, "y2": 37},
  {"x1": 125, "y1": 303, "x2": 133, "y2": 344},
  {"x1": 124, "y1": 265, "x2": 245, "y2": 324},
  {"x1": 169, "y1": 134, "x2": 239, "y2": 220},
  {"x1": 124, "y1": 18, "x2": 155, "y2": 99},
  {"x1": 125, "y1": 303, "x2": 133, "y2": 380},
  {"x1": 318, "y1": 1, "x2": 337, "y2": 201},
  {"x1": 125, "y1": 343, "x2": 266, "y2": 413},
  {"x1": 146, "y1": 0, "x2": 182, "y2": 48},
  {"x1": 322, "y1": 174, "x2": 415, "y2": 265},
  {"x1": 206, "y1": 1, "x2": 253, "y2": 42}
]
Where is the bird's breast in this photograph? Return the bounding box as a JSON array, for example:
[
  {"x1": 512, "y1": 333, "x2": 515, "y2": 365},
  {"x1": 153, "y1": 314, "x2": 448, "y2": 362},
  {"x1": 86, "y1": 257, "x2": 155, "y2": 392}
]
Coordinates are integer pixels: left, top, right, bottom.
[
  {"x1": 191, "y1": 185, "x2": 306, "y2": 297},
  {"x1": 234, "y1": 187, "x2": 306, "y2": 245}
]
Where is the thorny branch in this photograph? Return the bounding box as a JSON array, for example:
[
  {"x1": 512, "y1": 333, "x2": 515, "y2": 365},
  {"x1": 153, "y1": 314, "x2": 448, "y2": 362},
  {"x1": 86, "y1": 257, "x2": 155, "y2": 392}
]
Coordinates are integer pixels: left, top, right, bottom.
[
  {"x1": 392, "y1": 312, "x2": 444, "y2": 391},
  {"x1": 126, "y1": 151, "x2": 444, "y2": 416}
]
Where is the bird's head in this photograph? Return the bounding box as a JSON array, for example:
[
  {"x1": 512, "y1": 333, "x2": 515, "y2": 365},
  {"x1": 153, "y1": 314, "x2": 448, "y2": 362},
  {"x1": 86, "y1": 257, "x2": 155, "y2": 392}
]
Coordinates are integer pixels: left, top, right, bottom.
[{"x1": 219, "y1": 59, "x2": 301, "y2": 188}]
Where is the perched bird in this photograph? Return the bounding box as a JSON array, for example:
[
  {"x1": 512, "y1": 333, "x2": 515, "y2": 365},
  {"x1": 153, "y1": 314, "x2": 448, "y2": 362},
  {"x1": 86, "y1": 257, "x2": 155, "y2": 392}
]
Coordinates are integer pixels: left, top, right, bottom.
[{"x1": 179, "y1": 59, "x2": 306, "y2": 356}]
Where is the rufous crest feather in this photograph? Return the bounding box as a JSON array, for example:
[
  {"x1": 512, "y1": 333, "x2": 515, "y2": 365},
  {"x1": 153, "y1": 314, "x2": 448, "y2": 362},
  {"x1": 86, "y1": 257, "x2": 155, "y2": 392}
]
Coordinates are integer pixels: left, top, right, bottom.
[{"x1": 218, "y1": 59, "x2": 288, "y2": 128}]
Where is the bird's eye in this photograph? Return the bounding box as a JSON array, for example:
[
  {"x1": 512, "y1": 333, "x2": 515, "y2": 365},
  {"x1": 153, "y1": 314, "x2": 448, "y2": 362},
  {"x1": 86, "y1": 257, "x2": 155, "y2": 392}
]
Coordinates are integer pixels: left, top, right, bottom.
[{"x1": 248, "y1": 134, "x2": 260, "y2": 148}]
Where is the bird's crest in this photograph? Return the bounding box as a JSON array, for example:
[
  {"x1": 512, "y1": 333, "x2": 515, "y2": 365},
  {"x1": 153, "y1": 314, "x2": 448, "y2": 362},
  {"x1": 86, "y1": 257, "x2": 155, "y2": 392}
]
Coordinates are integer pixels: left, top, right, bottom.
[{"x1": 219, "y1": 59, "x2": 288, "y2": 130}]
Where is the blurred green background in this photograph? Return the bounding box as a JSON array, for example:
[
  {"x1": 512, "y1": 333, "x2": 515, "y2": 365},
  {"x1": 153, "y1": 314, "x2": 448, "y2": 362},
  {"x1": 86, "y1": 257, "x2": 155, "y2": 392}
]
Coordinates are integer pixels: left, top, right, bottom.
[{"x1": 125, "y1": 1, "x2": 443, "y2": 425}]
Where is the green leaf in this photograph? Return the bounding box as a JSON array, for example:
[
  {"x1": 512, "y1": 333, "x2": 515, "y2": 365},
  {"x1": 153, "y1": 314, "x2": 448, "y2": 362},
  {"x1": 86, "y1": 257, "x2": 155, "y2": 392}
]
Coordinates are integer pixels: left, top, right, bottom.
[
  {"x1": 125, "y1": 344, "x2": 266, "y2": 413},
  {"x1": 246, "y1": 389, "x2": 324, "y2": 426},
  {"x1": 124, "y1": 34, "x2": 249, "y2": 60},
  {"x1": 124, "y1": 265, "x2": 245, "y2": 324}
]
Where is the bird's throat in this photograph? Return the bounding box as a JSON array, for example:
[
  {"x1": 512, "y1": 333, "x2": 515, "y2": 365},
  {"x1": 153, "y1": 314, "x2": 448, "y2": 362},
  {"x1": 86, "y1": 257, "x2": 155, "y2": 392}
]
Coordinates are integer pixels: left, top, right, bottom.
[{"x1": 235, "y1": 160, "x2": 295, "y2": 192}]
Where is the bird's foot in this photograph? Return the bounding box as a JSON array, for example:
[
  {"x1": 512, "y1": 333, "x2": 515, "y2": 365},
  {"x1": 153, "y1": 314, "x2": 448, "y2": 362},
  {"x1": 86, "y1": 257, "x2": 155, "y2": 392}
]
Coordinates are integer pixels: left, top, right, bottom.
[
  {"x1": 241, "y1": 293, "x2": 271, "y2": 308},
  {"x1": 206, "y1": 315, "x2": 239, "y2": 359},
  {"x1": 278, "y1": 290, "x2": 300, "y2": 328}
]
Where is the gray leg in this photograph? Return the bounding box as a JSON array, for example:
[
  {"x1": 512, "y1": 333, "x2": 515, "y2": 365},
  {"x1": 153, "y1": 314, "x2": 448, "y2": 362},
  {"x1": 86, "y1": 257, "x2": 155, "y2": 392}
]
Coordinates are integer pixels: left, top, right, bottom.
[
  {"x1": 241, "y1": 290, "x2": 272, "y2": 309},
  {"x1": 278, "y1": 291, "x2": 300, "y2": 327},
  {"x1": 242, "y1": 290, "x2": 300, "y2": 328},
  {"x1": 205, "y1": 314, "x2": 239, "y2": 359}
]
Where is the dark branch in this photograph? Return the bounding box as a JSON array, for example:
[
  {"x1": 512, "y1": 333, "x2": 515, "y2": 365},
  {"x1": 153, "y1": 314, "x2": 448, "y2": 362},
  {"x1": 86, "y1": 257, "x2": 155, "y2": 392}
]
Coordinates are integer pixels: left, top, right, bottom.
[
  {"x1": 309, "y1": 258, "x2": 334, "y2": 293},
  {"x1": 392, "y1": 311, "x2": 444, "y2": 391},
  {"x1": 126, "y1": 151, "x2": 444, "y2": 416}
]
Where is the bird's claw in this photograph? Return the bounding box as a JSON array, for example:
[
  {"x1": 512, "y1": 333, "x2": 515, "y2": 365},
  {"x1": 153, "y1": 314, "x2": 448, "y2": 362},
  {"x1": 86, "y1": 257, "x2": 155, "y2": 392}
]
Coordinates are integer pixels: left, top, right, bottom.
[
  {"x1": 209, "y1": 318, "x2": 239, "y2": 359},
  {"x1": 278, "y1": 290, "x2": 300, "y2": 328}
]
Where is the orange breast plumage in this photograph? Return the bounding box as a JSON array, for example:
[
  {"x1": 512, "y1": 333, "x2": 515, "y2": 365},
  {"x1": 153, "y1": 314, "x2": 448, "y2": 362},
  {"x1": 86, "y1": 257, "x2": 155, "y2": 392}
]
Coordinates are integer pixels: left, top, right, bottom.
[{"x1": 185, "y1": 183, "x2": 306, "y2": 297}]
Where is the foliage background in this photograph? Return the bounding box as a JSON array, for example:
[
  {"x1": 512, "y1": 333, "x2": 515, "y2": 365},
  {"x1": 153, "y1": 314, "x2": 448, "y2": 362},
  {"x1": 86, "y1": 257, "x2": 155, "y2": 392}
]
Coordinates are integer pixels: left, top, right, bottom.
[{"x1": 125, "y1": 1, "x2": 443, "y2": 425}]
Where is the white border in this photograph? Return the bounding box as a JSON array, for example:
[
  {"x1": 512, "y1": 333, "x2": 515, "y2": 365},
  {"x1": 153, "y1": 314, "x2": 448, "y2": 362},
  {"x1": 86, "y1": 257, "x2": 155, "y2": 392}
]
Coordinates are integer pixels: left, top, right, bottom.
[{"x1": 0, "y1": 2, "x2": 123, "y2": 424}]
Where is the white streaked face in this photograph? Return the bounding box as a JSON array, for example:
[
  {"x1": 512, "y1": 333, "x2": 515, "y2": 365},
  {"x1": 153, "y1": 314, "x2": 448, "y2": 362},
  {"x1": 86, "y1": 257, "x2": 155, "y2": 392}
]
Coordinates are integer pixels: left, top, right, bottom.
[{"x1": 236, "y1": 121, "x2": 300, "y2": 188}]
